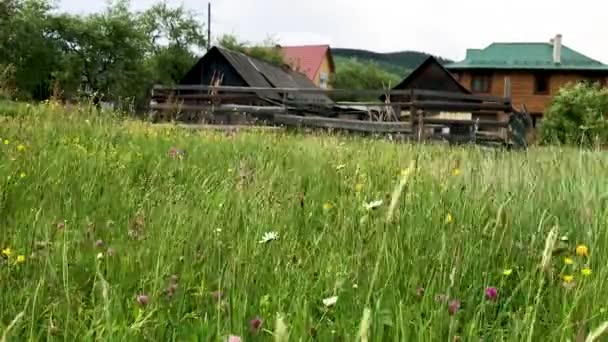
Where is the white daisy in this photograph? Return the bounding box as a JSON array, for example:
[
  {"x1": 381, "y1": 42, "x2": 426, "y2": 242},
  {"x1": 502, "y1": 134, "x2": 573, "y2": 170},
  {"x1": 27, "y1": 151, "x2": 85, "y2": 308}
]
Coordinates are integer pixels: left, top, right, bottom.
[
  {"x1": 259, "y1": 231, "x2": 279, "y2": 244},
  {"x1": 364, "y1": 199, "x2": 384, "y2": 210},
  {"x1": 322, "y1": 295, "x2": 338, "y2": 307}
]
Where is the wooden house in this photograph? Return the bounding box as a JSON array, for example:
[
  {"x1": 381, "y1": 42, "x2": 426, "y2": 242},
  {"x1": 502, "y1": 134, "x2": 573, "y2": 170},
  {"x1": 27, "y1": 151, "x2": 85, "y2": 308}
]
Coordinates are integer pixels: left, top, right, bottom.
[
  {"x1": 280, "y1": 45, "x2": 336, "y2": 89},
  {"x1": 445, "y1": 34, "x2": 608, "y2": 127}
]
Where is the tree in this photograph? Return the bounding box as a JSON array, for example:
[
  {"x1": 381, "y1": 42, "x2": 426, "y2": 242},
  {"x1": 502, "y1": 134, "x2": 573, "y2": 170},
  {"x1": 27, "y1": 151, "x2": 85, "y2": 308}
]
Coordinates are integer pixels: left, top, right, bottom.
[
  {"x1": 331, "y1": 58, "x2": 401, "y2": 101},
  {"x1": 141, "y1": 1, "x2": 206, "y2": 85}
]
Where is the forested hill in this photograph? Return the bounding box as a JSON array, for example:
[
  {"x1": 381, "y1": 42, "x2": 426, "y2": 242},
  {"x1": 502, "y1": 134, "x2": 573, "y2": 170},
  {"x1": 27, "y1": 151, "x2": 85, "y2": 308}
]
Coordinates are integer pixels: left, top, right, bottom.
[{"x1": 332, "y1": 48, "x2": 453, "y2": 75}]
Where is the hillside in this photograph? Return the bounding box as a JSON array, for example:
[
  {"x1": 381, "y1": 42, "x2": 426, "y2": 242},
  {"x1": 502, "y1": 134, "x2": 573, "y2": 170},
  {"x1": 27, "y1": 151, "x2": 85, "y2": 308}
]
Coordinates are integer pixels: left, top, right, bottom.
[{"x1": 333, "y1": 48, "x2": 453, "y2": 76}]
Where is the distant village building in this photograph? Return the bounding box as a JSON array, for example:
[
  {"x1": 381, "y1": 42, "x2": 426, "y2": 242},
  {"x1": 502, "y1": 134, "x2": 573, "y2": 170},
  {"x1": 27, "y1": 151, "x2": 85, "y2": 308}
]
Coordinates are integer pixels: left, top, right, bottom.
[
  {"x1": 279, "y1": 45, "x2": 336, "y2": 89},
  {"x1": 445, "y1": 34, "x2": 608, "y2": 127}
]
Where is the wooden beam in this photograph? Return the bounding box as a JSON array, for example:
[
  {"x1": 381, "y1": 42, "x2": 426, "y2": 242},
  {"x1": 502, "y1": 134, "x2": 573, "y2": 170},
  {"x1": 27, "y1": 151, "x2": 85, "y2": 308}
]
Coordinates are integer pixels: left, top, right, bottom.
[
  {"x1": 273, "y1": 114, "x2": 413, "y2": 134},
  {"x1": 411, "y1": 101, "x2": 511, "y2": 112}
]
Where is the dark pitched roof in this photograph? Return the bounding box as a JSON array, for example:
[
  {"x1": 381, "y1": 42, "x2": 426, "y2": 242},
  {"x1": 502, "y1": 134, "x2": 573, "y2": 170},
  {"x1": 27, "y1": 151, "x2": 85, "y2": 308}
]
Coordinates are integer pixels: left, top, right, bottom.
[
  {"x1": 188, "y1": 46, "x2": 333, "y2": 105},
  {"x1": 392, "y1": 56, "x2": 470, "y2": 93},
  {"x1": 380, "y1": 56, "x2": 469, "y2": 101}
]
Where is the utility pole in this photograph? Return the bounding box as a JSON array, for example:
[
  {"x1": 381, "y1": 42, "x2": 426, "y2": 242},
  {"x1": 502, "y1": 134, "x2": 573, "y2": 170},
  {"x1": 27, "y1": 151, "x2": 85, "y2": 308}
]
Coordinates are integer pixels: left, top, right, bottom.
[{"x1": 207, "y1": 2, "x2": 211, "y2": 50}]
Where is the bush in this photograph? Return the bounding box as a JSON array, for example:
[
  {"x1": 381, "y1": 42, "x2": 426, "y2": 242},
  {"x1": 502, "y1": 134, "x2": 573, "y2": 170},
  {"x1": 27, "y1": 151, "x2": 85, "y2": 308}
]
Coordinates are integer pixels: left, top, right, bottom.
[
  {"x1": 539, "y1": 82, "x2": 608, "y2": 147},
  {"x1": 0, "y1": 64, "x2": 16, "y2": 99}
]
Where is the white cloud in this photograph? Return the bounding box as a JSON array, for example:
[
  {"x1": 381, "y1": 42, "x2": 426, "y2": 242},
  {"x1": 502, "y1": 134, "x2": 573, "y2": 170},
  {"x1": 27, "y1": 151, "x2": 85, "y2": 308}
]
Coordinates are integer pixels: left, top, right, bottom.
[{"x1": 58, "y1": 0, "x2": 608, "y2": 63}]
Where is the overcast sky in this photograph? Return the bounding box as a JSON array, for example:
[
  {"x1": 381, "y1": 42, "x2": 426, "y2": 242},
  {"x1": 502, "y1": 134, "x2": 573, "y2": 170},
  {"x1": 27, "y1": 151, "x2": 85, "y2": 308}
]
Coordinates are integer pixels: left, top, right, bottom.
[{"x1": 58, "y1": 0, "x2": 608, "y2": 62}]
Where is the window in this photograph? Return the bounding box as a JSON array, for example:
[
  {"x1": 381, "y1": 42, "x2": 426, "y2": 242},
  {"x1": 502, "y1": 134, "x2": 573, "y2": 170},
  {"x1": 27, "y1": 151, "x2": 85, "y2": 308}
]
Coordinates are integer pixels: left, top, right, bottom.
[
  {"x1": 471, "y1": 74, "x2": 492, "y2": 93},
  {"x1": 534, "y1": 73, "x2": 550, "y2": 94},
  {"x1": 319, "y1": 72, "x2": 329, "y2": 89}
]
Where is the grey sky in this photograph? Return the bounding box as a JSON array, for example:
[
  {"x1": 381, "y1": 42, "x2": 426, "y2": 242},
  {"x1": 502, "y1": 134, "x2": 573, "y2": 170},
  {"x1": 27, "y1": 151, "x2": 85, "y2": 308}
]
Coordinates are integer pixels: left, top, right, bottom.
[{"x1": 58, "y1": 0, "x2": 608, "y2": 63}]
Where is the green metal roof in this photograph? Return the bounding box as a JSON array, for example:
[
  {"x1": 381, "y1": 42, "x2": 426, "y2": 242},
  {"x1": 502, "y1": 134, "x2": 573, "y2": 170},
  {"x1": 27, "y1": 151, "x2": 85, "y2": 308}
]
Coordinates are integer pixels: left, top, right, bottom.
[{"x1": 445, "y1": 42, "x2": 608, "y2": 71}]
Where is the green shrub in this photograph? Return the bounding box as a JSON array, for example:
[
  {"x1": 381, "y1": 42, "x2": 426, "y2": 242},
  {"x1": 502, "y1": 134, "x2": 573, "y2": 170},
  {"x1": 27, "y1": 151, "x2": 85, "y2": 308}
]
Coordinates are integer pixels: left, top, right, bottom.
[{"x1": 539, "y1": 82, "x2": 608, "y2": 146}]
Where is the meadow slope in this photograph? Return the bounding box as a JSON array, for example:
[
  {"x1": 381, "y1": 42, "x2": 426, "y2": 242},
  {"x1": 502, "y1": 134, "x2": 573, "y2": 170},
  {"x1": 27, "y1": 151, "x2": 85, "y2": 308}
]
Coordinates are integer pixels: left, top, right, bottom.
[{"x1": 0, "y1": 102, "x2": 607, "y2": 341}]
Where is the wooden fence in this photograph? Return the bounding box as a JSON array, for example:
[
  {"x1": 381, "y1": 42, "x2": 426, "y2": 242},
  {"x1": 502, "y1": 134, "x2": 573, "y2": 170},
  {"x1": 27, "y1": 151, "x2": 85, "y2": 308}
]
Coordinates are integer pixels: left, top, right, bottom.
[{"x1": 149, "y1": 85, "x2": 531, "y2": 148}]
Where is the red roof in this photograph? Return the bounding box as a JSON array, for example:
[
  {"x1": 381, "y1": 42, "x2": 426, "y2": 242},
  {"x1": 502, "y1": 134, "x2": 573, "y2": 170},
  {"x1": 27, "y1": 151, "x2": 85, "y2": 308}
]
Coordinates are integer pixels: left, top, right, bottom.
[{"x1": 280, "y1": 45, "x2": 333, "y2": 81}]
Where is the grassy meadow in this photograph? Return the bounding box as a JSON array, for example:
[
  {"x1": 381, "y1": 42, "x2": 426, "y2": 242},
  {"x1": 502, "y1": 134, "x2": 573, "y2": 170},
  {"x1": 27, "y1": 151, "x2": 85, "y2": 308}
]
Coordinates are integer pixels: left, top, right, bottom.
[{"x1": 1, "y1": 101, "x2": 608, "y2": 341}]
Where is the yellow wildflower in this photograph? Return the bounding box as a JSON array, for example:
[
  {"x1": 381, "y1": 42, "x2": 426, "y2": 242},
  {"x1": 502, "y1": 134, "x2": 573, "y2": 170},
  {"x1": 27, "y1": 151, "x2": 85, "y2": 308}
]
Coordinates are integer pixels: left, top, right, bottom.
[
  {"x1": 564, "y1": 257, "x2": 574, "y2": 265},
  {"x1": 3, "y1": 139, "x2": 9, "y2": 145},
  {"x1": 581, "y1": 267, "x2": 592, "y2": 276},
  {"x1": 576, "y1": 245, "x2": 589, "y2": 257},
  {"x1": 446, "y1": 213, "x2": 454, "y2": 224},
  {"x1": 502, "y1": 269, "x2": 513, "y2": 276},
  {"x1": 401, "y1": 168, "x2": 412, "y2": 177},
  {"x1": 562, "y1": 275, "x2": 574, "y2": 283},
  {"x1": 16, "y1": 255, "x2": 26, "y2": 263},
  {"x1": 355, "y1": 183, "x2": 364, "y2": 192},
  {"x1": 452, "y1": 168, "x2": 461, "y2": 176},
  {"x1": 19, "y1": 172, "x2": 26, "y2": 179},
  {"x1": 2, "y1": 247, "x2": 12, "y2": 257},
  {"x1": 17, "y1": 144, "x2": 25, "y2": 152},
  {"x1": 323, "y1": 202, "x2": 334, "y2": 211}
]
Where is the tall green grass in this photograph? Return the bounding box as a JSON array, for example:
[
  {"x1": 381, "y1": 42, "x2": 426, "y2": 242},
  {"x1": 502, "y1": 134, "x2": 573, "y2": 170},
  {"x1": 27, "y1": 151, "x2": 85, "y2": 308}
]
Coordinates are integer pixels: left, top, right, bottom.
[{"x1": 0, "y1": 101, "x2": 607, "y2": 341}]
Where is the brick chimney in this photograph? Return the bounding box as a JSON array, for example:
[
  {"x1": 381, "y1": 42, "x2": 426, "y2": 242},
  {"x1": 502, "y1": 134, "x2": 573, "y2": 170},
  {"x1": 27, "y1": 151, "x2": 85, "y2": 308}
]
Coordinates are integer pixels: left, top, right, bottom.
[{"x1": 552, "y1": 34, "x2": 562, "y2": 64}]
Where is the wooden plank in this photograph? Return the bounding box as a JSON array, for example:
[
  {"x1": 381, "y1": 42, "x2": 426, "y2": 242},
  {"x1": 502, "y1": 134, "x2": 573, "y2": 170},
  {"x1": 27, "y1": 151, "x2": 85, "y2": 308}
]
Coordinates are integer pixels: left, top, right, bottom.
[
  {"x1": 423, "y1": 117, "x2": 509, "y2": 128},
  {"x1": 152, "y1": 85, "x2": 513, "y2": 103},
  {"x1": 412, "y1": 89, "x2": 511, "y2": 104},
  {"x1": 273, "y1": 114, "x2": 413, "y2": 134},
  {"x1": 412, "y1": 101, "x2": 511, "y2": 112},
  {"x1": 150, "y1": 103, "x2": 287, "y2": 114}
]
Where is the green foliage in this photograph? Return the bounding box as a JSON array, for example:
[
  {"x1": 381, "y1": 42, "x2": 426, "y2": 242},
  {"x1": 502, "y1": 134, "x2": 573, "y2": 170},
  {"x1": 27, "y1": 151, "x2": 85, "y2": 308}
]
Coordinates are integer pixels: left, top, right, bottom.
[
  {"x1": 333, "y1": 48, "x2": 451, "y2": 76},
  {"x1": 217, "y1": 34, "x2": 285, "y2": 66},
  {"x1": 539, "y1": 82, "x2": 608, "y2": 147},
  {"x1": 0, "y1": 64, "x2": 17, "y2": 99},
  {"x1": 0, "y1": 0, "x2": 206, "y2": 109},
  {"x1": 0, "y1": 103, "x2": 607, "y2": 340},
  {"x1": 332, "y1": 57, "x2": 401, "y2": 101}
]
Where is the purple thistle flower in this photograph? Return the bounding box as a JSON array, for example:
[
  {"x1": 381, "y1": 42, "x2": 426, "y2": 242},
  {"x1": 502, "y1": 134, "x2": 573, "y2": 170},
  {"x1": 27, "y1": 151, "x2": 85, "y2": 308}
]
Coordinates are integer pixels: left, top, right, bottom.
[
  {"x1": 448, "y1": 299, "x2": 460, "y2": 315},
  {"x1": 485, "y1": 287, "x2": 498, "y2": 301},
  {"x1": 249, "y1": 316, "x2": 263, "y2": 333},
  {"x1": 136, "y1": 294, "x2": 150, "y2": 307}
]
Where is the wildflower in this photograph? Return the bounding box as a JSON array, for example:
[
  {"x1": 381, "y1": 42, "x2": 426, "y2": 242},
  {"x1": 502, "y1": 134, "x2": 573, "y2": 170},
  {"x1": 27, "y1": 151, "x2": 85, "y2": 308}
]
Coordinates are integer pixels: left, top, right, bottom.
[
  {"x1": 167, "y1": 147, "x2": 185, "y2": 160},
  {"x1": 363, "y1": 199, "x2": 383, "y2": 210},
  {"x1": 1, "y1": 247, "x2": 12, "y2": 258},
  {"x1": 322, "y1": 296, "x2": 338, "y2": 307},
  {"x1": 16, "y1": 144, "x2": 25, "y2": 152},
  {"x1": 452, "y1": 168, "x2": 461, "y2": 176},
  {"x1": 227, "y1": 335, "x2": 242, "y2": 342},
  {"x1": 336, "y1": 164, "x2": 345, "y2": 171},
  {"x1": 485, "y1": 287, "x2": 498, "y2": 301},
  {"x1": 448, "y1": 299, "x2": 460, "y2": 315},
  {"x1": 502, "y1": 269, "x2": 513, "y2": 276},
  {"x1": 564, "y1": 257, "x2": 574, "y2": 265},
  {"x1": 96, "y1": 252, "x2": 104, "y2": 260},
  {"x1": 355, "y1": 183, "x2": 364, "y2": 192},
  {"x1": 323, "y1": 202, "x2": 334, "y2": 211},
  {"x1": 581, "y1": 267, "x2": 592, "y2": 276},
  {"x1": 3, "y1": 139, "x2": 9, "y2": 145},
  {"x1": 446, "y1": 213, "x2": 454, "y2": 224},
  {"x1": 576, "y1": 244, "x2": 589, "y2": 257},
  {"x1": 563, "y1": 275, "x2": 574, "y2": 283},
  {"x1": 415, "y1": 287, "x2": 425, "y2": 298},
  {"x1": 19, "y1": 172, "x2": 26, "y2": 179},
  {"x1": 249, "y1": 316, "x2": 263, "y2": 333},
  {"x1": 259, "y1": 231, "x2": 279, "y2": 244},
  {"x1": 106, "y1": 247, "x2": 115, "y2": 257},
  {"x1": 136, "y1": 294, "x2": 150, "y2": 307},
  {"x1": 16, "y1": 255, "x2": 26, "y2": 263},
  {"x1": 94, "y1": 239, "x2": 104, "y2": 248},
  {"x1": 400, "y1": 167, "x2": 412, "y2": 177}
]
